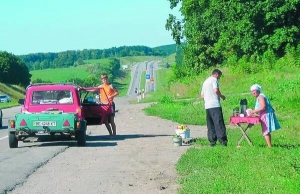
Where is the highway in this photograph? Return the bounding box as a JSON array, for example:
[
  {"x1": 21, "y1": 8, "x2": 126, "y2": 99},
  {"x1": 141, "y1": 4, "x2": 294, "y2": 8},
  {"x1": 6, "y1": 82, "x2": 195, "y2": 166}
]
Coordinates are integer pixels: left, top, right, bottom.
[{"x1": 127, "y1": 60, "x2": 159, "y2": 96}]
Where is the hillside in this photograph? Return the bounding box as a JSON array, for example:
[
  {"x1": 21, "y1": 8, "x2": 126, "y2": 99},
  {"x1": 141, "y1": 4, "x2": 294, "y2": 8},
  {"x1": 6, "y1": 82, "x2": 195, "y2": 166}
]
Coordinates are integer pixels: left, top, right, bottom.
[
  {"x1": 17, "y1": 44, "x2": 177, "y2": 71},
  {"x1": 0, "y1": 83, "x2": 25, "y2": 108}
]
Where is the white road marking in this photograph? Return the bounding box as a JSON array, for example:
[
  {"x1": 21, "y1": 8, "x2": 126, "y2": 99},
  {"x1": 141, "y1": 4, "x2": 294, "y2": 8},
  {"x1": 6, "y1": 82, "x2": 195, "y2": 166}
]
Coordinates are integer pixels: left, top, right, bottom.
[{"x1": 0, "y1": 135, "x2": 8, "y2": 140}]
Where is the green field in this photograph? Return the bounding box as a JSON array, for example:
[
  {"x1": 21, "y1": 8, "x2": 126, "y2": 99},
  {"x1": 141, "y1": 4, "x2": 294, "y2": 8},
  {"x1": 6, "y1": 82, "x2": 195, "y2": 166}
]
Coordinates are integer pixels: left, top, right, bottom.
[{"x1": 30, "y1": 66, "x2": 89, "y2": 83}]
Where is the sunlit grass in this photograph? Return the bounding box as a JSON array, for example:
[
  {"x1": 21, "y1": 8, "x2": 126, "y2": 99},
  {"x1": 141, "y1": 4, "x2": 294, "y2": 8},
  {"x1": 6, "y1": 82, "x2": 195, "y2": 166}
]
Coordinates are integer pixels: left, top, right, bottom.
[
  {"x1": 114, "y1": 69, "x2": 131, "y2": 97},
  {"x1": 176, "y1": 145, "x2": 300, "y2": 194},
  {"x1": 30, "y1": 66, "x2": 89, "y2": 83},
  {"x1": 0, "y1": 83, "x2": 25, "y2": 108},
  {"x1": 143, "y1": 66, "x2": 300, "y2": 194},
  {"x1": 140, "y1": 71, "x2": 146, "y2": 91}
]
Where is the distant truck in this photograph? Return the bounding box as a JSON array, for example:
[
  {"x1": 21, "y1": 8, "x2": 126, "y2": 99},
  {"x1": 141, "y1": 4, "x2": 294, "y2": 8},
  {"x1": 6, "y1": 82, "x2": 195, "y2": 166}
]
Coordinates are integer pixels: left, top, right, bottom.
[{"x1": 8, "y1": 83, "x2": 112, "y2": 148}]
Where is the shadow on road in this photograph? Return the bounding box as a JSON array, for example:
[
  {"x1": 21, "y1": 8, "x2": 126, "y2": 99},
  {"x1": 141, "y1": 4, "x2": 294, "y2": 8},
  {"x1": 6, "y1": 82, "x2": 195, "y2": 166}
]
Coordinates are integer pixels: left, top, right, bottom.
[
  {"x1": 117, "y1": 134, "x2": 170, "y2": 140},
  {"x1": 39, "y1": 141, "x2": 118, "y2": 147},
  {"x1": 18, "y1": 139, "x2": 118, "y2": 148},
  {"x1": 87, "y1": 134, "x2": 170, "y2": 141},
  {"x1": 86, "y1": 142, "x2": 117, "y2": 147},
  {"x1": 0, "y1": 126, "x2": 8, "y2": 130},
  {"x1": 6, "y1": 134, "x2": 171, "y2": 148},
  {"x1": 15, "y1": 134, "x2": 120, "y2": 148}
]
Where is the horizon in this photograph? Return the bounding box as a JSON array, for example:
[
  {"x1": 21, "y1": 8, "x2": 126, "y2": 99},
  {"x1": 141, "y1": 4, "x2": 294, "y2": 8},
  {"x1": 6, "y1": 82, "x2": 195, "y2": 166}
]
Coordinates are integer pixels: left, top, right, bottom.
[
  {"x1": 13, "y1": 43, "x2": 177, "y2": 56},
  {"x1": 0, "y1": 0, "x2": 182, "y2": 55}
]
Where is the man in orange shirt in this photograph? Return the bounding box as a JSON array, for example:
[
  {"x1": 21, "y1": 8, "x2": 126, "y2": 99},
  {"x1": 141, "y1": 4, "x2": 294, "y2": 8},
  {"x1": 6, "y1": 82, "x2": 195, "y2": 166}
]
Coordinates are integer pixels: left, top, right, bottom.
[{"x1": 99, "y1": 74, "x2": 119, "y2": 137}]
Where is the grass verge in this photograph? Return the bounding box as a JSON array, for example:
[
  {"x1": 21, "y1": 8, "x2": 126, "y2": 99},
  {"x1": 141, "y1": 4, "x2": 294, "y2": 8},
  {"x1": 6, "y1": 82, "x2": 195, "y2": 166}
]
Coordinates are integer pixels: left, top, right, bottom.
[{"x1": 142, "y1": 66, "x2": 300, "y2": 193}]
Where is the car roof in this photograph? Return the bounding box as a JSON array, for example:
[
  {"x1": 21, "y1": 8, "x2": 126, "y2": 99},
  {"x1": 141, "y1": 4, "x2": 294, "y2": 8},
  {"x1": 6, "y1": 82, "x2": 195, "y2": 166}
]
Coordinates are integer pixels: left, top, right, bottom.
[{"x1": 26, "y1": 83, "x2": 78, "y2": 91}]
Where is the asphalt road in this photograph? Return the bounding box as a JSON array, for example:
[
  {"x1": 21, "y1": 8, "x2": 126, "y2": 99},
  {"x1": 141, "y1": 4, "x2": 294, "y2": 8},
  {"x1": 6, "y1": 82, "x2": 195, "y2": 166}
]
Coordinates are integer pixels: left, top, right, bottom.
[
  {"x1": 0, "y1": 60, "x2": 161, "y2": 194},
  {"x1": 127, "y1": 60, "x2": 158, "y2": 96},
  {"x1": 145, "y1": 61, "x2": 158, "y2": 92},
  {"x1": 0, "y1": 106, "x2": 77, "y2": 193}
]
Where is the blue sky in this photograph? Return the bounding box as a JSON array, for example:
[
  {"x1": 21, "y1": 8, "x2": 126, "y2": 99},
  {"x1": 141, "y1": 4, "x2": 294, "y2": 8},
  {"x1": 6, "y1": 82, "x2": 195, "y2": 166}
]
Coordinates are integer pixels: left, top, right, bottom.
[{"x1": 0, "y1": 0, "x2": 182, "y2": 55}]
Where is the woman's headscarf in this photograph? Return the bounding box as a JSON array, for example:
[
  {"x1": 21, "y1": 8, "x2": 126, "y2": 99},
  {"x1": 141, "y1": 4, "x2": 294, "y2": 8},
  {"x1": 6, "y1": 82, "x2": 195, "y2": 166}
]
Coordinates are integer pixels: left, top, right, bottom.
[{"x1": 250, "y1": 84, "x2": 261, "y2": 92}]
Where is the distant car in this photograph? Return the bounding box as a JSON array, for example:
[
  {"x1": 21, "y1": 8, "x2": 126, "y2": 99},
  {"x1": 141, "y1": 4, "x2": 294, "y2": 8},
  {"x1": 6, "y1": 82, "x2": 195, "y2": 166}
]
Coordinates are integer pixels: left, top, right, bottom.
[{"x1": 0, "y1": 95, "x2": 11, "y2": 103}]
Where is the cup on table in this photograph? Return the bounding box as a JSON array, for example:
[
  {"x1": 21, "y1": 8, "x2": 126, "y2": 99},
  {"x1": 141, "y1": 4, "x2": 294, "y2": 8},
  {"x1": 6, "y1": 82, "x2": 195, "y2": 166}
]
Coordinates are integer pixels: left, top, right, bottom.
[{"x1": 246, "y1": 109, "x2": 252, "y2": 116}]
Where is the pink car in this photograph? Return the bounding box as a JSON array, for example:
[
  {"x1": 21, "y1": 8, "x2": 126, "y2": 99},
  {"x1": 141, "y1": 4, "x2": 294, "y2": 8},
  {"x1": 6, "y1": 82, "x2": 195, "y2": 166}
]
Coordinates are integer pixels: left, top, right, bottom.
[
  {"x1": 9, "y1": 83, "x2": 112, "y2": 148},
  {"x1": 19, "y1": 84, "x2": 112, "y2": 124}
]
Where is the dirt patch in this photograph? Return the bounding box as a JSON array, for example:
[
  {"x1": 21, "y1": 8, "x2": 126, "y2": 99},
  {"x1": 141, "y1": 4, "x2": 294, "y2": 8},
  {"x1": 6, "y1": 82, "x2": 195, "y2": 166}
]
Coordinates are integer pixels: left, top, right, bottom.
[{"x1": 86, "y1": 96, "x2": 208, "y2": 193}]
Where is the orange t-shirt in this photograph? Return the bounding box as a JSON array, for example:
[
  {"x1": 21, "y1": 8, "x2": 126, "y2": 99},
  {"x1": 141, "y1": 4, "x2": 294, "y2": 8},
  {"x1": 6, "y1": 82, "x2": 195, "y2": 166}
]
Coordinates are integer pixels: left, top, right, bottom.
[{"x1": 100, "y1": 83, "x2": 116, "y2": 103}]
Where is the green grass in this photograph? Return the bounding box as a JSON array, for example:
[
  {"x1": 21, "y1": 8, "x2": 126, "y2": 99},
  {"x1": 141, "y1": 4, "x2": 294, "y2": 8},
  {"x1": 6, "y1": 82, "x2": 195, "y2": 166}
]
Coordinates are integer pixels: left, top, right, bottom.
[
  {"x1": 114, "y1": 69, "x2": 131, "y2": 97},
  {"x1": 176, "y1": 145, "x2": 299, "y2": 193},
  {"x1": 30, "y1": 66, "x2": 89, "y2": 83},
  {"x1": 143, "y1": 66, "x2": 300, "y2": 194},
  {"x1": 159, "y1": 53, "x2": 176, "y2": 65},
  {"x1": 140, "y1": 71, "x2": 146, "y2": 91},
  {"x1": 0, "y1": 83, "x2": 25, "y2": 108},
  {"x1": 84, "y1": 58, "x2": 111, "y2": 64},
  {"x1": 140, "y1": 68, "x2": 175, "y2": 103}
]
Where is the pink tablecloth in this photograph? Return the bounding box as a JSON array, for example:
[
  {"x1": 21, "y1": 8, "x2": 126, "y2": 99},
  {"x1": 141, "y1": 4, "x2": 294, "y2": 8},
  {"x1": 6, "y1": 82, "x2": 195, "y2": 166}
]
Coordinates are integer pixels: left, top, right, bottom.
[{"x1": 230, "y1": 116, "x2": 260, "y2": 125}]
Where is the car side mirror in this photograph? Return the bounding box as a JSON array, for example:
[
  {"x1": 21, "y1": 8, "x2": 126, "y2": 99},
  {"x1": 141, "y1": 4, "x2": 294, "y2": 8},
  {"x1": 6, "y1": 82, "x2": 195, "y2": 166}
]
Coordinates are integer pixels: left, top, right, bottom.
[{"x1": 18, "y1": 99, "x2": 25, "y2": 105}]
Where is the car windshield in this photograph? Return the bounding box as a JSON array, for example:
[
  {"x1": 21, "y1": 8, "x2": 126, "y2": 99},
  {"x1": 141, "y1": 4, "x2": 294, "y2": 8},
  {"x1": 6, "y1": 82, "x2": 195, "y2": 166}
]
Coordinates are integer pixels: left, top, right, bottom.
[
  {"x1": 32, "y1": 90, "x2": 73, "y2": 104},
  {"x1": 0, "y1": 96, "x2": 7, "y2": 99}
]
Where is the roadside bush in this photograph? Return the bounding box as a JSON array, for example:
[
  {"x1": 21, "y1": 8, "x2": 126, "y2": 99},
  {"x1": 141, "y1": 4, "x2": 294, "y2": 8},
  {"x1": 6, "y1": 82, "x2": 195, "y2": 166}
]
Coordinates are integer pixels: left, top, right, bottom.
[{"x1": 159, "y1": 95, "x2": 173, "y2": 104}]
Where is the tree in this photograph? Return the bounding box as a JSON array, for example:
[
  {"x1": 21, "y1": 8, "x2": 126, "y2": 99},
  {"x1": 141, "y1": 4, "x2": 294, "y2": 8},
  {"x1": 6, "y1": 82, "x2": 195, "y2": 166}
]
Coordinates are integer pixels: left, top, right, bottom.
[
  {"x1": 167, "y1": 0, "x2": 300, "y2": 76},
  {"x1": 0, "y1": 51, "x2": 31, "y2": 86}
]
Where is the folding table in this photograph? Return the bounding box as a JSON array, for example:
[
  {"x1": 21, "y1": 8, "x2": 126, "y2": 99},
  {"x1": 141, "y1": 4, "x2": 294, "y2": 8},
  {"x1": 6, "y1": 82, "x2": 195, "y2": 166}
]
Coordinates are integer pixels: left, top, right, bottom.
[{"x1": 230, "y1": 116, "x2": 260, "y2": 147}]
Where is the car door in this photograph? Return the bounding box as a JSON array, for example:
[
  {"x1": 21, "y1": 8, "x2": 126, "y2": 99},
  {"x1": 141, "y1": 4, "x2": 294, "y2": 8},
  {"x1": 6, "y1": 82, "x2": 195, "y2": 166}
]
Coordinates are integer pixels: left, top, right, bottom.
[{"x1": 80, "y1": 88, "x2": 112, "y2": 125}]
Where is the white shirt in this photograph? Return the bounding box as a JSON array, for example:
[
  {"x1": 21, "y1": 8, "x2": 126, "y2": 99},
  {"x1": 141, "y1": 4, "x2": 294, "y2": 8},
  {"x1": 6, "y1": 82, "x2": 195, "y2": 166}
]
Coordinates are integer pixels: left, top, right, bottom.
[{"x1": 201, "y1": 76, "x2": 221, "y2": 109}]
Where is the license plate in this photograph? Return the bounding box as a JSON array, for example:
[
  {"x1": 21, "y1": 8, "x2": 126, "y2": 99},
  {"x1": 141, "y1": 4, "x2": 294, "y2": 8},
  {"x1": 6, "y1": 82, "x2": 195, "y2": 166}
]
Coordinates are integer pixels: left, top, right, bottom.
[{"x1": 33, "y1": 121, "x2": 56, "y2": 126}]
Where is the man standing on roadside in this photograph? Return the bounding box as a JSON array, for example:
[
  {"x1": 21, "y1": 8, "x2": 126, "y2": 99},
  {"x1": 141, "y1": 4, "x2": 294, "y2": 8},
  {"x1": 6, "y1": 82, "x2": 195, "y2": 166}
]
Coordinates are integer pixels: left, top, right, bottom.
[
  {"x1": 99, "y1": 74, "x2": 119, "y2": 137},
  {"x1": 201, "y1": 69, "x2": 228, "y2": 146}
]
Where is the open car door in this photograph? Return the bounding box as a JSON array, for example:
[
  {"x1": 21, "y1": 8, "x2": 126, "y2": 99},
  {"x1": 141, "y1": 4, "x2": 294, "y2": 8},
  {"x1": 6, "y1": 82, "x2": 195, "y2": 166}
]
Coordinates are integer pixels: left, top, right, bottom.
[{"x1": 79, "y1": 87, "x2": 112, "y2": 125}]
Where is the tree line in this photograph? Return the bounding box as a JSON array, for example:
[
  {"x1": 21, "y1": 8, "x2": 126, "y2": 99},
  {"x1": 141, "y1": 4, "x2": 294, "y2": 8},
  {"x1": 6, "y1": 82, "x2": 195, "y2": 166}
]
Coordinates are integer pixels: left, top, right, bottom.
[
  {"x1": 166, "y1": 0, "x2": 300, "y2": 77},
  {"x1": 18, "y1": 45, "x2": 176, "y2": 71}
]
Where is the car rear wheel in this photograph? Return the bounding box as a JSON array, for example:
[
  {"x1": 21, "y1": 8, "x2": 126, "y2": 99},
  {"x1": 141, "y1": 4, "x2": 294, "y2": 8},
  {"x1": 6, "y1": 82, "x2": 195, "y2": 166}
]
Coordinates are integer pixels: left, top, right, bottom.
[
  {"x1": 0, "y1": 110, "x2": 2, "y2": 127},
  {"x1": 9, "y1": 132, "x2": 18, "y2": 148}
]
